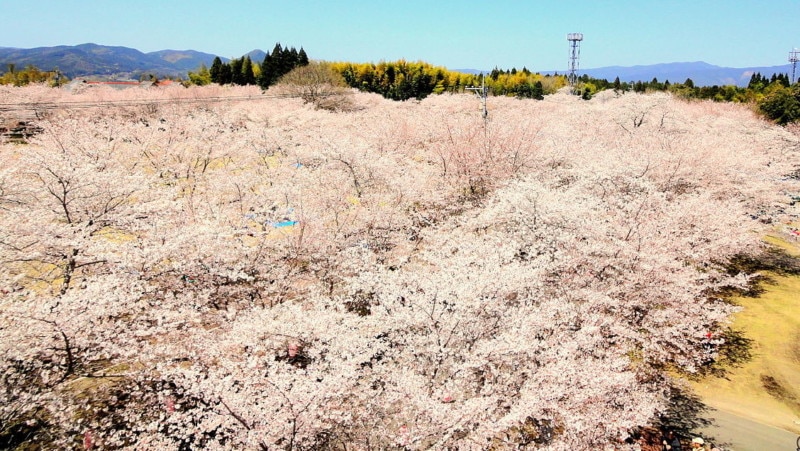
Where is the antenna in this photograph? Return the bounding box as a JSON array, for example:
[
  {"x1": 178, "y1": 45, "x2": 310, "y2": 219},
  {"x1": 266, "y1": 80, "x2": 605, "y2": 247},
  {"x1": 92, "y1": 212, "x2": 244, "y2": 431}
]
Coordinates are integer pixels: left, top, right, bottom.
[
  {"x1": 790, "y1": 48, "x2": 799, "y2": 85},
  {"x1": 466, "y1": 73, "x2": 489, "y2": 120},
  {"x1": 567, "y1": 33, "x2": 584, "y2": 94}
]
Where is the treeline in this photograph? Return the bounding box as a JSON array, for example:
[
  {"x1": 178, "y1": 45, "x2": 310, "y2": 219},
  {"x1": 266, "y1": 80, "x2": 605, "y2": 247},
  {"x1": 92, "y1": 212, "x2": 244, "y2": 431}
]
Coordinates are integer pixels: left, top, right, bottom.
[
  {"x1": 188, "y1": 43, "x2": 309, "y2": 88},
  {"x1": 5, "y1": 45, "x2": 799, "y2": 125},
  {"x1": 330, "y1": 61, "x2": 567, "y2": 101},
  {"x1": 0, "y1": 64, "x2": 66, "y2": 86},
  {"x1": 485, "y1": 67, "x2": 567, "y2": 99},
  {"x1": 571, "y1": 72, "x2": 800, "y2": 124}
]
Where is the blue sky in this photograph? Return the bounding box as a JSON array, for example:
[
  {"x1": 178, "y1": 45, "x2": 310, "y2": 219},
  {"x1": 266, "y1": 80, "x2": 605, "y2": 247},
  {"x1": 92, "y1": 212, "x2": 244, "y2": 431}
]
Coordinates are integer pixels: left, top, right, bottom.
[{"x1": 2, "y1": 0, "x2": 798, "y2": 71}]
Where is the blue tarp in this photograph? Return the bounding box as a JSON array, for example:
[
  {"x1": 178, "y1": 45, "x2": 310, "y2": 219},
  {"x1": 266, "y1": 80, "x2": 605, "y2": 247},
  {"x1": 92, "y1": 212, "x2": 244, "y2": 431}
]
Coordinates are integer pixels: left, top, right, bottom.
[{"x1": 270, "y1": 220, "x2": 299, "y2": 228}]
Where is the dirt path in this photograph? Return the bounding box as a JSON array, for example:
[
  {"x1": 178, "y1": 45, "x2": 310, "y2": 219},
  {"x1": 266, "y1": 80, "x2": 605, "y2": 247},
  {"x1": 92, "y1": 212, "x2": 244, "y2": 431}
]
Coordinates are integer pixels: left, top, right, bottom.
[{"x1": 697, "y1": 408, "x2": 798, "y2": 450}]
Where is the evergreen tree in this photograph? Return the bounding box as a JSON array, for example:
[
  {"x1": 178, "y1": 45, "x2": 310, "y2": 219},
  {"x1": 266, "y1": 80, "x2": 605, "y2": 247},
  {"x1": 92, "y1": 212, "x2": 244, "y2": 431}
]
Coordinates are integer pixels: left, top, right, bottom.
[
  {"x1": 230, "y1": 57, "x2": 244, "y2": 85},
  {"x1": 210, "y1": 57, "x2": 223, "y2": 84},
  {"x1": 256, "y1": 43, "x2": 309, "y2": 89},
  {"x1": 532, "y1": 81, "x2": 544, "y2": 100},
  {"x1": 298, "y1": 47, "x2": 309, "y2": 66},
  {"x1": 259, "y1": 51, "x2": 274, "y2": 89},
  {"x1": 649, "y1": 77, "x2": 661, "y2": 91},
  {"x1": 748, "y1": 73, "x2": 759, "y2": 89},
  {"x1": 219, "y1": 63, "x2": 233, "y2": 85},
  {"x1": 271, "y1": 43, "x2": 288, "y2": 80},
  {"x1": 242, "y1": 56, "x2": 256, "y2": 85}
]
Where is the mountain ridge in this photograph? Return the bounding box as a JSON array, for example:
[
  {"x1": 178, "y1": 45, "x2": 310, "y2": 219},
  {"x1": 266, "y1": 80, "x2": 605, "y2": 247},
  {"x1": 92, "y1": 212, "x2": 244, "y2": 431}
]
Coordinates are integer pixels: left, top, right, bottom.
[
  {"x1": 0, "y1": 43, "x2": 793, "y2": 86},
  {"x1": 0, "y1": 43, "x2": 240, "y2": 79},
  {"x1": 457, "y1": 61, "x2": 794, "y2": 87}
]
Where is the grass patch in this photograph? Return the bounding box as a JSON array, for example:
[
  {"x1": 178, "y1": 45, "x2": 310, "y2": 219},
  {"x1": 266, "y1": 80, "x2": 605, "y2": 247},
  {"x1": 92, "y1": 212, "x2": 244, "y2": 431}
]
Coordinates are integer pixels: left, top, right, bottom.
[{"x1": 691, "y1": 234, "x2": 800, "y2": 433}]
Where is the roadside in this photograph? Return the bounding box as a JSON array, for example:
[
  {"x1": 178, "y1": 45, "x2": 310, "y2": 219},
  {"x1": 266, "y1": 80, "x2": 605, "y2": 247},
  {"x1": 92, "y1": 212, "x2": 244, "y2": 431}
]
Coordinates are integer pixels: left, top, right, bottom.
[
  {"x1": 691, "y1": 230, "x2": 800, "y2": 449},
  {"x1": 697, "y1": 408, "x2": 797, "y2": 451}
]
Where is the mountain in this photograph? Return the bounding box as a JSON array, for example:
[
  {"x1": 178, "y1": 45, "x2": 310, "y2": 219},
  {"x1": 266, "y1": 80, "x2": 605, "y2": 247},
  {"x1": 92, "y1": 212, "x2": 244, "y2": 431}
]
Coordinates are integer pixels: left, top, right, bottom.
[
  {"x1": 245, "y1": 49, "x2": 267, "y2": 63},
  {"x1": 2, "y1": 43, "x2": 793, "y2": 86},
  {"x1": 0, "y1": 43, "x2": 251, "y2": 79},
  {"x1": 580, "y1": 61, "x2": 793, "y2": 87},
  {"x1": 456, "y1": 61, "x2": 794, "y2": 87},
  {"x1": 147, "y1": 49, "x2": 229, "y2": 72}
]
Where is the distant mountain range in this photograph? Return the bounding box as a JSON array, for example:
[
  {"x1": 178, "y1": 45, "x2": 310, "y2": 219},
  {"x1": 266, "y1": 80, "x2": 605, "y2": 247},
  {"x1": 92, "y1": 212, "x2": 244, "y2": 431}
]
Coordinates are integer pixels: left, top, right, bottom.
[
  {"x1": 0, "y1": 43, "x2": 794, "y2": 87},
  {"x1": 458, "y1": 61, "x2": 794, "y2": 88},
  {"x1": 581, "y1": 61, "x2": 793, "y2": 87},
  {"x1": 0, "y1": 43, "x2": 236, "y2": 79}
]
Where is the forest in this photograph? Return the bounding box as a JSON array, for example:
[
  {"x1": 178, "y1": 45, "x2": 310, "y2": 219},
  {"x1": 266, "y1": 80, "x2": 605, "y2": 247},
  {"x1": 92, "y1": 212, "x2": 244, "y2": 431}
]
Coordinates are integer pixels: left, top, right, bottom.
[{"x1": 1, "y1": 79, "x2": 799, "y2": 449}]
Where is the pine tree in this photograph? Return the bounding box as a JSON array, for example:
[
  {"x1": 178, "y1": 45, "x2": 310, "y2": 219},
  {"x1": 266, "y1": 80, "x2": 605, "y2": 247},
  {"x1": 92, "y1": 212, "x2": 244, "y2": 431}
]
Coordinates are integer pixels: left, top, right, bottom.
[
  {"x1": 532, "y1": 81, "x2": 544, "y2": 100},
  {"x1": 261, "y1": 43, "x2": 293, "y2": 88},
  {"x1": 210, "y1": 57, "x2": 223, "y2": 84},
  {"x1": 230, "y1": 57, "x2": 244, "y2": 85},
  {"x1": 298, "y1": 48, "x2": 309, "y2": 66},
  {"x1": 258, "y1": 51, "x2": 273, "y2": 89},
  {"x1": 271, "y1": 43, "x2": 287, "y2": 81},
  {"x1": 219, "y1": 63, "x2": 233, "y2": 85},
  {"x1": 242, "y1": 56, "x2": 256, "y2": 85}
]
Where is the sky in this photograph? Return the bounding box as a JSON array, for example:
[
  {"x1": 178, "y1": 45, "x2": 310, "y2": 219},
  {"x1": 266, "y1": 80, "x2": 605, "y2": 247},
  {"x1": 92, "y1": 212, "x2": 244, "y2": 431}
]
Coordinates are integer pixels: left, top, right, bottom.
[{"x1": 2, "y1": 0, "x2": 799, "y2": 71}]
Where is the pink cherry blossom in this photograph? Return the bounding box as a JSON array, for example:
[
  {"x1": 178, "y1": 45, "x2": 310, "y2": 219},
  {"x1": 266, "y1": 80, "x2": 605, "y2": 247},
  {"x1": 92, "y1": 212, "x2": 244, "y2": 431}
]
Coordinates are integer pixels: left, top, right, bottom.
[{"x1": 0, "y1": 84, "x2": 797, "y2": 449}]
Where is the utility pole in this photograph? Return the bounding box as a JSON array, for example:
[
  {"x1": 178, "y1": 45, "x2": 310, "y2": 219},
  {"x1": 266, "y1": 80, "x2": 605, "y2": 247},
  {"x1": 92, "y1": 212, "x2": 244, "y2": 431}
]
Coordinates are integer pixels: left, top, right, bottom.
[
  {"x1": 466, "y1": 73, "x2": 489, "y2": 140},
  {"x1": 790, "y1": 48, "x2": 799, "y2": 85},
  {"x1": 466, "y1": 73, "x2": 488, "y2": 120}
]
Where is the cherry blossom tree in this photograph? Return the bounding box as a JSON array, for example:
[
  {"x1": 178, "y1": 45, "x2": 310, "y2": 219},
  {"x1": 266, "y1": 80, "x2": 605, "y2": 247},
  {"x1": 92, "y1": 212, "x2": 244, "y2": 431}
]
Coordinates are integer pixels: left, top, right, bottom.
[{"x1": 1, "y1": 85, "x2": 798, "y2": 449}]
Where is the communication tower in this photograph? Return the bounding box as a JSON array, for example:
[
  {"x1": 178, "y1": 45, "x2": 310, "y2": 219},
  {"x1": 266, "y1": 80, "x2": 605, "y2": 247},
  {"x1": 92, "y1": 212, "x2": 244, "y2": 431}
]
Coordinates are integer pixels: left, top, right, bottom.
[
  {"x1": 567, "y1": 33, "x2": 583, "y2": 93},
  {"x1": 790, "y1": 48, "x2": 799, "y2": 85}
]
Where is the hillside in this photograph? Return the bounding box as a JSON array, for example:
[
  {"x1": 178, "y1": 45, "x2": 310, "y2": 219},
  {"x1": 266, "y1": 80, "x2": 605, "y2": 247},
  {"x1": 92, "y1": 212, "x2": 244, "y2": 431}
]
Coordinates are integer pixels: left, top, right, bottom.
[
  {"x1": 0, "y1": 43, "x2": 233, "y2": 78},
  {"x1": 1, "y1": 86, "x2": 798, "y2": 449}
]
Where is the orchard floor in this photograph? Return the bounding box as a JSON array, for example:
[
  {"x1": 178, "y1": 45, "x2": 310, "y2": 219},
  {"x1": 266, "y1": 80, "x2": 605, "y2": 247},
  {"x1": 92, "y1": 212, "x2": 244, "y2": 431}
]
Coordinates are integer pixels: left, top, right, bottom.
[{"x1": 691, "y1": 230, "x2": 800, "y2": 449}]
